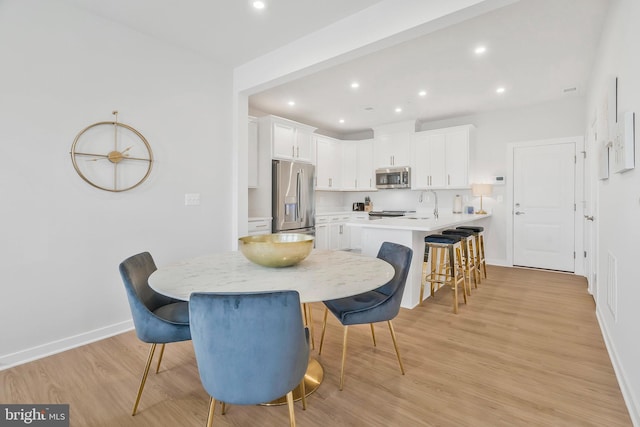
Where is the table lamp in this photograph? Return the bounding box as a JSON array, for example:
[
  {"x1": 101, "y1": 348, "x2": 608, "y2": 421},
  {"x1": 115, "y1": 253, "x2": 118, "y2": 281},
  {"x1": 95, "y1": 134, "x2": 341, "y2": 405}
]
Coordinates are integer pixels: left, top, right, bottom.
[{"x1": 472, "y1": 183, "x2": 492, "y2": 214}]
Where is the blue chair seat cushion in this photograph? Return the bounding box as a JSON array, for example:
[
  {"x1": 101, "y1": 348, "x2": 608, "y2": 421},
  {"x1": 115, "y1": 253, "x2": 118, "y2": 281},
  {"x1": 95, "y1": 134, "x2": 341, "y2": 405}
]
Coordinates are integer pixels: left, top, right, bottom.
[
  {"x1": 457, "y1": 226, "x2": 484, "y2": 233},
  {"x1": 324, "y1": 290, "x2": 394, "y2": 325},
  {"x1": 442, "y1": 229, "x2": 474, "y2": 238},
  {"x1": 425, "y1": 234, "x2": 462, "y2": 244},
  {"x1": 153, "y1": 301, "x2": 190, "y2": 325}
]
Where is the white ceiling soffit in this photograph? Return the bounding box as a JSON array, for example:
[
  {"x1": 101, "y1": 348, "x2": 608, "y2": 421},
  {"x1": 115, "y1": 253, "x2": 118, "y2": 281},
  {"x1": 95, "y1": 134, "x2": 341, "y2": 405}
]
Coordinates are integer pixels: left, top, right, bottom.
[
  {"x1": 63, "y1": 0, "x2": 386, "y2": 67},
  {"x1": 249, "y1": 0, "x2": 612, "y2": 136}
]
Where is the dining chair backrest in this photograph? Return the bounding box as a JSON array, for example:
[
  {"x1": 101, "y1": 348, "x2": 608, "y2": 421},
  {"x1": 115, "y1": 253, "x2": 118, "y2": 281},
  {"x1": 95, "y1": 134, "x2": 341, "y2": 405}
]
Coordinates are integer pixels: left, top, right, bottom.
[
  {"x1": 189, "y1": 291, "x2": 309, "y2": 406},
  {"x1": 375, "y1": 242, "x2": 414, "y2": 302},
  {"x1": 119, "y1": 252, "x2": 190, "y2": 343}
]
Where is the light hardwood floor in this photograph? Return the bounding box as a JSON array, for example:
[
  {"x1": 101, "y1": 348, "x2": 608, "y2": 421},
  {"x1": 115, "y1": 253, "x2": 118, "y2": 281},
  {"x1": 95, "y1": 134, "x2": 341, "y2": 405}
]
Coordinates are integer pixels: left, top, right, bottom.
[{"x1": 1, "y1": 266, "x2": 632, "y2": 426}]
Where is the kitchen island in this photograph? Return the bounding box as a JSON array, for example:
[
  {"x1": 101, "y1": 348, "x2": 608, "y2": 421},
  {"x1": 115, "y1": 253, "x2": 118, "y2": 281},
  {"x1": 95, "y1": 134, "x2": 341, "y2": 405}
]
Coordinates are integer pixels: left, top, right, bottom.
[{"x1": 348, "y1": 213, "x2": 491, "y2": 309}]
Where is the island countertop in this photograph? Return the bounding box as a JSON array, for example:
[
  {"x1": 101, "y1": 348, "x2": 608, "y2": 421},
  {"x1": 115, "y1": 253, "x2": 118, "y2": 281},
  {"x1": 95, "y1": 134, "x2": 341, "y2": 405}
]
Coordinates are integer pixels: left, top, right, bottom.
[{"x1": 347, "y1": 213, "x2": 491, "y2": 232}]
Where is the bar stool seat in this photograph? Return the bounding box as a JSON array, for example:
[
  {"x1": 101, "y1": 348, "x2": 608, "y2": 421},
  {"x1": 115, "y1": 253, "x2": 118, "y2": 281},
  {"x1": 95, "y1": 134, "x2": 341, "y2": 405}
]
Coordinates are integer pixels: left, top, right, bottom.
[
  {"x1": 421, "y1": 234, "x2": 468, "y2": 313},
  {"x1": 442, "y1": 229, "x2": 479, "y2": 292},
  {"x1": 456, "y1": 226, "x2": 487, "y2": 280}
]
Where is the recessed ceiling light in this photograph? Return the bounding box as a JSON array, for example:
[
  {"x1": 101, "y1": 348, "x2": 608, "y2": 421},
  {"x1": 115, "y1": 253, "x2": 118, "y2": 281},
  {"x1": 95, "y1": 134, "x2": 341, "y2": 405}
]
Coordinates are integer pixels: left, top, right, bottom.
[
  {"x1": 339, "y1": 119, "x2": 345, "y2": 123},
  {"x1": 287, "y1": 100, "x2": 295, "y2": 106},
  {"x1": 418, "y1": 90, "x2": 427, "y2": 97},
  {"x1": 395, "y1": 107, "x2": 403, "y2": 113},
  {"x1": 496, "y1": 87, "x2": 505, "y2": 94},
  {"x1": 351, "y1": 82, "x2": 360, "y2": 89},
  {"x1": 474, "y1": 45, "x2": 487, "y2": 55},
  {"x1": 252, "y1": 1, "x2": 266, "y2": 10},
  {"x1": 364, "y1": 107, "x2": 374, "y2": 111}
]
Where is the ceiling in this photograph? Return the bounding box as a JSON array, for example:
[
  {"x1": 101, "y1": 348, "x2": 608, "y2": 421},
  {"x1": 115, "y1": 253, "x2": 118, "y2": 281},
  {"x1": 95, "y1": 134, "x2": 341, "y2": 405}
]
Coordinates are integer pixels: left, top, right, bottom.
[
  {"x1": 63, "y1": 0, "x2": 385, "y2": 66},
  {"x1": 65, "y1": 0, "x2": 611, "y2": 137},
  {"x1": 250, "y1": 0, "x2": 612, "y2": 136}
]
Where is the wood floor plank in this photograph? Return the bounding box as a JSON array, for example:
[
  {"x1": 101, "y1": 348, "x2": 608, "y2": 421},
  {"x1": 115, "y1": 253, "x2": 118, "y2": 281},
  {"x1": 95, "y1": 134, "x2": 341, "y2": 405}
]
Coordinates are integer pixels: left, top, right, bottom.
[{"x1": 0, "y1": 266, "x2": 632, "y2": 426}]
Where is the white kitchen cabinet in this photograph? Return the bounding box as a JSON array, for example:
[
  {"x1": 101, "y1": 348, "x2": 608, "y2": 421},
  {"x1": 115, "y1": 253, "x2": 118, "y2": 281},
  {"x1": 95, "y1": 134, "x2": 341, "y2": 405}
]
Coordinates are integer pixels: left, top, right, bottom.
[
  {"x1": 315, "y1": 214, "x2": 351, "y2": 250},
  {"x1": 341, "y1": 142, "x2": 358, "y2": 190},
  {"x1": 247, "y1": 218, "x2": 272, "y2": 235},
  {"x1": 315, "y1": 136, "x2": 341, "y2": 190},
  {"x1": 445, "y1": 129, "x2": 469, "y2": 188},
  {"x1": 315, "y1": 223, "x2": 329, "y2": 249},
  {"x1": 412, "y1": 132, "x2": 446, "y2": 188},
  {"x1": 356, "y1": 140, "x2": 376, "y2": 191},
  {"x1": 260, "y1": 115, "x2": 316, "y2": 163},
  {"x1": 349, "y1": 213, "x2": 369, "y2": 251},
  {"x1": 374, "y1": 132, "x2": 410, "y2": 168},
  {"x1": 248, "y1": 116, "x2": 259, "y2": 188},
  {"x1": 412, "y1": 125, "x2": 474, "y2": 189}
]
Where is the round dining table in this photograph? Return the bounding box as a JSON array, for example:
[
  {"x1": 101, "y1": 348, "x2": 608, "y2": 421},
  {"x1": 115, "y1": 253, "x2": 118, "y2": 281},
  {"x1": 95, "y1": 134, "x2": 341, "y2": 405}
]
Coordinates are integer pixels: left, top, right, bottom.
[{"x1": 148, "y1": 249, "x2": 395, "y2": 403}]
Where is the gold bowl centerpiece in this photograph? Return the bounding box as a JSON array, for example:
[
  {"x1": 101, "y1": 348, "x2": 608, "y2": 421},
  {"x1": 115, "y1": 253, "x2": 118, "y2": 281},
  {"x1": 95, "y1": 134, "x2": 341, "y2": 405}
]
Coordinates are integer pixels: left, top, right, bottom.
[{"x1": 238, "y1": 233, "x2": 314, "y2": 268}]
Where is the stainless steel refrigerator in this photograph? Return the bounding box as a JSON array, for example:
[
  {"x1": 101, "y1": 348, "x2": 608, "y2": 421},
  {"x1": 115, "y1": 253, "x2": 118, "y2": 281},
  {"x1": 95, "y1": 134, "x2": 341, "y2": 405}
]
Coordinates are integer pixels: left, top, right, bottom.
[{"x1": 272, "y1": 159, "x2": 315, "y2": 235}]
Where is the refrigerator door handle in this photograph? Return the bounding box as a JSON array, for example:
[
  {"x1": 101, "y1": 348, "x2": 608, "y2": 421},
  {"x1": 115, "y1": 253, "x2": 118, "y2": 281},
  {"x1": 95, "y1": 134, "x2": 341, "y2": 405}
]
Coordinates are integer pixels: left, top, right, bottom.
[{"x1": 296, "y1": 170, "x2": 302, "y2": 221}]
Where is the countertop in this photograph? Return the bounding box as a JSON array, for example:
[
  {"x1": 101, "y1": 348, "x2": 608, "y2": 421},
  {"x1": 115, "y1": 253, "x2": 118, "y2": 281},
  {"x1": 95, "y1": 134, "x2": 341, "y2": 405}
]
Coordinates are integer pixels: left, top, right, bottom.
[{"x1": 347, "y1": 213, "x2": 491, "y2": 232}]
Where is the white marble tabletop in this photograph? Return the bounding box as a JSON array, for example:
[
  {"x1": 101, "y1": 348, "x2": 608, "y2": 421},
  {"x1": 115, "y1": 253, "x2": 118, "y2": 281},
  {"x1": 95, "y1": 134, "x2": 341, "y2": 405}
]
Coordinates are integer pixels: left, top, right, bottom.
[{"x1": 149, "y1": 249, "x2": 395, "y2": 303}]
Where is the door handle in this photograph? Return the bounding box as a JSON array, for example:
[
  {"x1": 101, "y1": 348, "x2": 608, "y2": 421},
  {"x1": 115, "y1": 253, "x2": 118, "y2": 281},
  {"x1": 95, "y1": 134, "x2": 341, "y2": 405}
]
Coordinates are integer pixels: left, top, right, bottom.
[
  {"x1": 515, "y1": 211, "x2": 525, "y2": 215},
  {"x1": 584, "y1": 215, "x2": 595, "y2": 221}
]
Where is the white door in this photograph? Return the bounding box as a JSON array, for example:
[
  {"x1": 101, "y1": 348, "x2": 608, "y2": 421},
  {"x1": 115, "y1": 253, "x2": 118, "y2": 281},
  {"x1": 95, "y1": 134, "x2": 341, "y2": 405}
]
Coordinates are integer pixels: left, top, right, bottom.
[
  {"x1": 513, "y1": 142, "x2": 576, "y2": 272},
  {"x1": 584, "y1": 119, "x2": 598, "y2": 295}
]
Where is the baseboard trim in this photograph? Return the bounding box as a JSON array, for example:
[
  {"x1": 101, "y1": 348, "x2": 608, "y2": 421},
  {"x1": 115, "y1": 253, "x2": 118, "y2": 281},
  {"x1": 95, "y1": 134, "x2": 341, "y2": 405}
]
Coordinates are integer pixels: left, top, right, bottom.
[
  {"x1": 596, "y1": 309, "x2": 640, "y2": 426},
  {"x1": 486, "y1": 258, "x2": 509, "y2": 267},
  {"x1": 0, "y1": 320, "x2": 134, "y2": 371}
]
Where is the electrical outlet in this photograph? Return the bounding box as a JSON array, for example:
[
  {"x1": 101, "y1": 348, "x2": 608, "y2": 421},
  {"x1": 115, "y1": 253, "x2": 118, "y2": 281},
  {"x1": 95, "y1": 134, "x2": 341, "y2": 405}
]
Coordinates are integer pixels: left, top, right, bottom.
[{"x1": 185, "y1": 193, "x2": 201, "y2": 206}]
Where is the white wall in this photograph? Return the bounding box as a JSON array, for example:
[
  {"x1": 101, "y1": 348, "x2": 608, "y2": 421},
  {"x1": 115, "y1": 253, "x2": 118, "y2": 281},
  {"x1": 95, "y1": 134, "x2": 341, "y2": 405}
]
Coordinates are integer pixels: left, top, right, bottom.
[
  {"x1": 586, "y1": 0, "x2": 640, "y2": 422},
  {"x1": 0, "y1": 1, "x2": 233, "y2": 366}
]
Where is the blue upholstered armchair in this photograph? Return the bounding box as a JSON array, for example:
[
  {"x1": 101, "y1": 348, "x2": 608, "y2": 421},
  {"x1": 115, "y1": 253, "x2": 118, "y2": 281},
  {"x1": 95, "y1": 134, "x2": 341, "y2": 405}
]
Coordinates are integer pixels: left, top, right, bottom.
[
  {"x1": 119, "y1": 252, "x2": 191, "y2": 415},
  {"x1": 318, "y1": 241, "x2": 413, "y2": 390}
]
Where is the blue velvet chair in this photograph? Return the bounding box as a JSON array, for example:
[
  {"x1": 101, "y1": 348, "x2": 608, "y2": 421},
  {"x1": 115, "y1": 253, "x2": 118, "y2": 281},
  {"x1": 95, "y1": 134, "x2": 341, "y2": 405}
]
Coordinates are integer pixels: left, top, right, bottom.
[
  {"x1": 318, "y1": 242, "x2": 413, "y2": 390},
  {"x1": 119, "y1": 252, "x2": 191, "y2": 416},
  {"x1": 189, "y1": 291, "x2": 310, "y2": 427}
]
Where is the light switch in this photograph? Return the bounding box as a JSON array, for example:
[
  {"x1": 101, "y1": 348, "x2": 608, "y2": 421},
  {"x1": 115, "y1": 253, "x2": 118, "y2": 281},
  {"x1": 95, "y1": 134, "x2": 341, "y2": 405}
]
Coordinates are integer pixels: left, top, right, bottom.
[{"x1": 185, "y1": 193, "x2": 201, "y2": 206}]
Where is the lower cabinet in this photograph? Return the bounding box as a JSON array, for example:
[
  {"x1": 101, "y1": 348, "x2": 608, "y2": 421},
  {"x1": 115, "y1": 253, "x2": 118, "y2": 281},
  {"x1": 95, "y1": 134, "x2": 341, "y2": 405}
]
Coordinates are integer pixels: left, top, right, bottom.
[
  {"x1": 315, "y1": 214, "x2": 352, "y2": 250},
  {"x1": 247, "y1": 218, "x2": 271, "y2": 236}
]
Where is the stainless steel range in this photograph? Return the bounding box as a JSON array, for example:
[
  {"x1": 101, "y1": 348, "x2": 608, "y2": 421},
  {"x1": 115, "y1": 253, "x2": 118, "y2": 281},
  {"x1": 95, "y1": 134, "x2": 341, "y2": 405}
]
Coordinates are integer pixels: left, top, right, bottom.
[{"x1": 368, "y1": 210, "x2": 415, "y2": 219}]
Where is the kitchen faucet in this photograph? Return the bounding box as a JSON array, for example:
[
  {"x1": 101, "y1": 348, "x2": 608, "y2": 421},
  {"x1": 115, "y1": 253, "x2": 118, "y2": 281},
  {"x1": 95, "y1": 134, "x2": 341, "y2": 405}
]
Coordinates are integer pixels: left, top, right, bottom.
[{"x1": 418, "y1": 190, "x2": 439, "y2": 219}]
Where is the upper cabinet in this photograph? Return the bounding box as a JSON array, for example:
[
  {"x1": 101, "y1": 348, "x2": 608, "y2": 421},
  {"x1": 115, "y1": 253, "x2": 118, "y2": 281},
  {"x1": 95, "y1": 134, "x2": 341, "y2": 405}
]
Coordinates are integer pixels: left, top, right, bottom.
[
  {"x1": 341, "y1": 140, "x2": 376, "y2": 191},
  {"x1": 412, "y1": 124, "x2": 475, "y2": 190},
  {"x1": 372, "y1": 121, "x2": 415, "y2": 168},
  {"x1": 315, "y1": 135, "x2": 341, "y2": 190},
  {"x1": 248, "y1": 116, "x2": 259, "y2": 188},
  {"x1": 374, "y1": 133, "x2": 410, "y2": 168},
  {"x1": 260, "y1": 115, "x2": 317, "y2": 164}
]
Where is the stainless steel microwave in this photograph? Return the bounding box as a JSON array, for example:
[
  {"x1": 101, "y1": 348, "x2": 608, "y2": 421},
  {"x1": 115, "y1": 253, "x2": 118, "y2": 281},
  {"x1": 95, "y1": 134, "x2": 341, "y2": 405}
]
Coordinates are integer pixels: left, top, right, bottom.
[{"x1": 375, "y1": 167, "x2": 411, "y2": 189}]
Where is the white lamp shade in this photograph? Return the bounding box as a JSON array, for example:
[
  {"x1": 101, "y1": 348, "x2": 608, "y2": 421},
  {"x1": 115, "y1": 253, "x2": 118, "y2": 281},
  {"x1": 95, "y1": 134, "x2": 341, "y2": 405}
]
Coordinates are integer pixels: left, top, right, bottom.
[{"x1": 472, "y1": 183, "x2": 493, "y2": 197}]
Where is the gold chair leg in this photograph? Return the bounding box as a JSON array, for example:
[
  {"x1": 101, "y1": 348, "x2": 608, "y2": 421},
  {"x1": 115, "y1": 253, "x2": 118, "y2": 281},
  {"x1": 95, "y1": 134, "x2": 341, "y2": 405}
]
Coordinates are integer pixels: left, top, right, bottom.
[
  {"x1": 387, "y1": 320, "x2": 405, "y2": 375},
  {"x1": 286, "y1": 391, "x2": 296, "y2": 427},
  {"x1": 132, "y1": 343, "x2": 157, "y2": 416},
  {"x1": 420, "y1": 261, "x2": 427, "y2": 304},
  {"x1": 207, "y1": 397, "x2": 216, "y2": 427},
  {"x1": 302, "y1": 303, "x2": 315, "y2": 350},
  {"x1": 318, "y1": 307, "x2": 329, "y2": 355},
  {"x1": 155, "y1": 343, "x2": 166, "y2": 373},
  {"x1": 299, "y1": 379, "x2": 307, "y2": 410},
  {"x1": 339, "y1": 326, "x2": 349, "y2": 391},
  {"x1": 370, "y1": 323, "x2": 377, "y2": 347},
  {"x1": 221, "y1": 401, "x2": 227, "y2": 415}
]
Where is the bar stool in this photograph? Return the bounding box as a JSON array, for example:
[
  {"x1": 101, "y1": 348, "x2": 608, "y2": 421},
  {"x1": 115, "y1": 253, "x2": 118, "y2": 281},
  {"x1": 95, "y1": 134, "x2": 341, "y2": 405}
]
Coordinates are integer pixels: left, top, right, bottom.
[
  {"x1": 442, "y1": 229, "x2": 479, "y2": 292},
  {"x1": 421, "y1": 234, "x2": 468, "y2": 314},
  {"x1": 456, "y1": 226, "x2": 487, "y2": 280}
]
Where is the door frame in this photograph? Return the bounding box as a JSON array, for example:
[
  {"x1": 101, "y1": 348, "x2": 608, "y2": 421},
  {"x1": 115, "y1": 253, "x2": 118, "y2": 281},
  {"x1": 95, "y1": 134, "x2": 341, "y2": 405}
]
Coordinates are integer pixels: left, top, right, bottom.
[{"x1": 506, "y1": 136, "x2": 585, "y2": 275}]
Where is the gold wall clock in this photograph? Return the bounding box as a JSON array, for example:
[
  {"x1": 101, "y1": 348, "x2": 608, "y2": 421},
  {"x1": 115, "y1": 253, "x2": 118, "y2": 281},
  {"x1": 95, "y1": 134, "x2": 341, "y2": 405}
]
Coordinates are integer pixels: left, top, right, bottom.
[{"x1": 70, "y1": 111, "x2": 153, "y2": 192}]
